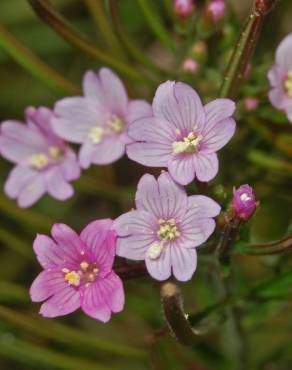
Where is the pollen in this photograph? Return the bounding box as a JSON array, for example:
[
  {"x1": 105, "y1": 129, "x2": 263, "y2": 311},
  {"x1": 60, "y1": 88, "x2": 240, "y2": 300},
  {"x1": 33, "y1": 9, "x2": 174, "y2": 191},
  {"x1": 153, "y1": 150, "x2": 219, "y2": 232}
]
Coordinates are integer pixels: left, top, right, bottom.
[
  {"x1": 157, "y1": 219, "x2": 181, "y2": 241},
  {"x1": 80, "y1": 261, "x2": 89, "y2": 270},
  {"x1": 88, "y1": 126, "x2": 104, "y2": 144},
  {"x1": 172, "y1": 132, "x2": 203, "y2": 155},
  {"x1": 284, "y1": 70, "x2": 292, "y2": 97},
  {"x1": 28, "y1": 153, "x2": 49, "y2": 170},
  {"x1": 64, "y1": 270, "x2": 81, "y2": 286}
]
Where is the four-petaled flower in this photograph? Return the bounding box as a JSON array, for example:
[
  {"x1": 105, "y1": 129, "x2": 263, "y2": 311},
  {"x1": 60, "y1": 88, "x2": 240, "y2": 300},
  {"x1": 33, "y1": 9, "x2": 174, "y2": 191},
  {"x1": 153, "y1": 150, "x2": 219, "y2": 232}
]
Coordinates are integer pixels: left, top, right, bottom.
[
  {"x1": 30, "y1": 220, "x2": 124, "y2": 322},
  {"x1": 113, "y1": 172, "x2": 221, "y2": 281},
  {"x1": 0, "y1": 106, "x2": 80, "y2": 207},
  {"x1": 268, "y1": 33, "x2": 292, "y2": 123},
  {"x1": 52, "y1": 68, "x2": 152, "y2": 168},
  {"x1": 126, "y1": 81, "x2": 236, "y2": 185}
]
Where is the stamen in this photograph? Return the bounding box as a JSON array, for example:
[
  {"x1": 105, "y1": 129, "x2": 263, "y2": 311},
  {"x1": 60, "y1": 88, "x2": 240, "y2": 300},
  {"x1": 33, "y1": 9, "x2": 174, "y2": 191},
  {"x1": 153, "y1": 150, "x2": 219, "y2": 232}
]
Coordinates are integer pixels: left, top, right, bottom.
[
  {"x1": 157, "y1": 219, "x2": 181, "y2": 241},
  {"x1": 64, "y1": 271, "x2": 81, "y2": 286},
  {"x1": 172, "y1": 132, "x2": 203, "y2": 155},
  {"x1": 88, "y1": 126, "x2": 104, "y2": 144},
  {"x1": 49, "y1": 146, "x2": 63, "y2": 160},
  {"x1": 28, "y1": 153, "x2": 49, "y2": 169},
  {"x1": 107, "y1": 115, "x2": 124, "y2": 133}
]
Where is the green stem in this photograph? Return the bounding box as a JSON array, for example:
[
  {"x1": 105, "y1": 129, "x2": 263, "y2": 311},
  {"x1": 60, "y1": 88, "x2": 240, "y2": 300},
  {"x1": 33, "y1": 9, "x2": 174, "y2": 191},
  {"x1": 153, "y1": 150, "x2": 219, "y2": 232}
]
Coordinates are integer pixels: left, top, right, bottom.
[
  {"x1": 220, "y1": 0, "x2": 280, "y2": 99},
  {"x1": 84, "y1": 0, "x2": 127, "y2": 60},
  {"x1": 0, "y1": 24, "x2": 79, "y2": 94},
  {"x1": 28, "y1": 0, "x2": 153, "y2": 84},
  {"x1": 137, "y1": 0, "x2": 176, "y2": 52},
  {"x1": 234, "y1": 235, "x2": 292, "y2": 255}
]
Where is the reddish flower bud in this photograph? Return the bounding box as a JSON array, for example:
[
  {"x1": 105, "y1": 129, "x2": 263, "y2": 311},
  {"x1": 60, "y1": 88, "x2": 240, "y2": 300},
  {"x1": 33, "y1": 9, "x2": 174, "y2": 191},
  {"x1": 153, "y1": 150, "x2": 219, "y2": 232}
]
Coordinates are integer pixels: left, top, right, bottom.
[
  {"x1": 232, "y1": 185, "x2": 258, "y2": 220},
  {"x1": 182, "y1": 58, "x2": 199, "y2": 74},
  {"x1": 244, "y1": 97, "x2": 259, "y2": 111},
  {"x1": 174, "y1": 0, "x2": 194, "y2": 18},
  {"x1": 205, "y1": 0, "x2": 226, "y2": 24}
]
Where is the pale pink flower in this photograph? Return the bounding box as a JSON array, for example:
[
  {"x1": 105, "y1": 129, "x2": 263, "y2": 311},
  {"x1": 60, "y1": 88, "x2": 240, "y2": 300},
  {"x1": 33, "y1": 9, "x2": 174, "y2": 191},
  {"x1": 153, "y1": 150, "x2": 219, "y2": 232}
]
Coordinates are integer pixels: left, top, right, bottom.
[
  {"x1": 113, "y1": 172, "x2": 220, "y2": 281},
  {"x1": 30, "y1": 220, "x2": 124, "y2": 322},
  {"x1": 53, "y1": 68, "x2": 152, "y2": 168},
  {"x1": 0, "y1": 107, "x2": 80, "y2": 208},
  {"x1": 205, "y1": 0, "x2": 226, "y2": 23},
  {"x1": 268, "y1": 33, "x2": 292, "y2": 123},
  {"x1": 127, "y1": 81, "x2": 236, "y2": 185},
  {"x1": 174, "y1": 0, "x2": 194, "y2": 17},
  {"x1": 182, "y1": 58, "x2": 199, "y2": 74}
]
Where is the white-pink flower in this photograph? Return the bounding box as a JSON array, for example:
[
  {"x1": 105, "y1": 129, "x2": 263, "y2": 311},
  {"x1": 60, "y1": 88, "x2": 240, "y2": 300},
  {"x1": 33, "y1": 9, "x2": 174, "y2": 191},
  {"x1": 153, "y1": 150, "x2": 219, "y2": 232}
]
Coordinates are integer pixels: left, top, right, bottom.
[
  {"x1": 127, "y1": 81, "x2": 236, "y2": 185},
  {"x1": 113, "y1": 172, "x2": 221, "y2": 282},
  {"x1": 52, "y1": 68, "x2": 152, "y2": 168},
  {"x1": 268, "y1": 33, "x2": 292, "y2": 123},
  {"x1": 0, "y1": 107, "x2": 80, "y2": 208}
]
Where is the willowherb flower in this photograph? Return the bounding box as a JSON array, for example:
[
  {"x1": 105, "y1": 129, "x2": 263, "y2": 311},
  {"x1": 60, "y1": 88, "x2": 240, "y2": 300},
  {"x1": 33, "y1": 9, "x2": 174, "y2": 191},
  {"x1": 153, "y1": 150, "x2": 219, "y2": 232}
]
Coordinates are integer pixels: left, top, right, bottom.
[
  {"x1": 127, "y1": 81, "x2": 236, "y2": 185},
  {"x1": 205, "y1": 0, "x2": 226, "y2": 24},
  {"x1": 268, "y1": 33, "x2": 292, "y2": 123},
  {"x1": 232, "y1": 184, "x2": 257, "y2": 221},
  {"x1": 0, "y1": 107, "x2": 80, "y2": 208},
  {"x1": 53, "y1": 68, "x2": 152, "y2": 168},
  {"x1": 174, "y1": 0, "x2": 194, "y2": 18},
  {"x1": 30, "y1": 220, "x2": 124, "y2": 322},
  {"x1": 113, "y1": 172, "x2": 221, "y2": 281}
]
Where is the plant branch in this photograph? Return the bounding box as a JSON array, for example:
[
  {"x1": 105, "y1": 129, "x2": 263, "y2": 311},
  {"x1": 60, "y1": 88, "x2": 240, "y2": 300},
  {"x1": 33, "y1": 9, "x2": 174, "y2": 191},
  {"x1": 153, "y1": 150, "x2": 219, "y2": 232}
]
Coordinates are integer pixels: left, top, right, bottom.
[{"x1": 220, "y1": 0, "x2": 280, "y2": 99}]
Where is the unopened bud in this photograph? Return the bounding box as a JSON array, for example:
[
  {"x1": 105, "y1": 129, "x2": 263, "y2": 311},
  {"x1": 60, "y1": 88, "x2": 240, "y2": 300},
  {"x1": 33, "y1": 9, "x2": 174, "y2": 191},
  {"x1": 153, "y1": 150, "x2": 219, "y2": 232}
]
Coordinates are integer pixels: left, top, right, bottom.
[
  {"x1": 244, "y1": 97, "x2": 259, "y2": 111},
  {"x1": 173, "y1": 0, "x2": 194, "y2": 18},
  {"x1": 182, "y1": 58, "x2": 199, "y2": 74},
  {"x1": 232, "y1": 185, "x2": 258, "y2": 221},
  {"x1": 205, "y1": 0, "x2": 226, "y2": 24}
]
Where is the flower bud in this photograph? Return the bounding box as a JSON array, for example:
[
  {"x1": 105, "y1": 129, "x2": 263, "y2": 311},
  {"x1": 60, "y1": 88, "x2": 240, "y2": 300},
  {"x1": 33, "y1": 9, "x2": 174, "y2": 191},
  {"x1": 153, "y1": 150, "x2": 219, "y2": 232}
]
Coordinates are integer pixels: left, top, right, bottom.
[
  {"x1": 244, "y1": 97, "x2": 259, "y2": 111},
  {"x1": 232, "y1": 185, "x2": 258, "y2": 221},
  {"x1": 173, "y1": 0, "x2": 194, "y2": 18},
  {"x1": 182, "y1": 58, "x2": 199, "y2": 74},
  {"x1": 205, "y1": 0, "x2": 226, "y2": 24}
]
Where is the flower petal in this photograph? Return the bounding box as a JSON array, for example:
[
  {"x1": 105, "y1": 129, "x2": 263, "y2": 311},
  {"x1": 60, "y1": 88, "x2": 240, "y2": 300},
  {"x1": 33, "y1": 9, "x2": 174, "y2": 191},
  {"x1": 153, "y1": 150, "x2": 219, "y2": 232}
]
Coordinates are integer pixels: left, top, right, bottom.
[
  {"x1": 203, "y1": 99, "x2": 235, "y2": 134},
  {"x1": 17, "y1": 173, "x2": 46, "y2": 208},
  {"x1": 276, "y1": 33, "x2": 292, "y2": 70},
  {"x1": 33, "y1": 234, "x2": 65, "y2": 268},
  {"x1": 4, "y1": 165, "x2": 36, "y2": 199},
  {"x1": 135, "y1": 173, "x2": 162, "y2": 217},
  {"x1": 80, "y1": 219, "x2": 116, "y2": 273},
  {"x1": 60, "y1": 149, "x2": 81, "y2": 181},
  {"x1": 126, "y1": 142, "x2": 171, "y2": 167},
  {"x1": 30, "y1": 269, "x2": 59, "y2": 302},
  {"x1": 145, "y1": 246, "x2": 171, "y2": 281},
  {"x1": 116, "y1": 233, "x2": 156, "y2": 260},
  {"x1": 51, "y1": 223, "x2": 84, "y2": 263},
  {"x1": 90, "y1": 135, "x2": 126, "y2": 165},
  {"x1": 268, "y1": 87, "x2": 287, "y2": 110},
  {"x1": 193, "y1": 152, "x2": 218, "y2": 182},
  {"x1": 200, "y1": 118, "x2": 236, "y2": 153},
  {"x1": 53, "y1": 97, "x2": 104, "y2": 143},
  {"x1": 46, "y1": 168, "x2": 74, "y2": 201},
  {"x1": 113, "y1": 210, "x2": 157, "y2": 237},
  {"x1": 171, "y1": 246, "x2": 197, "y2": 281},
  {"x1": 168, "y1": 155, "x2": 196, "y2": 185},
  {"x1": 78, "y1": 141, "x2": 96, "y2": 169},
  {"x1": 180, "y1": 218, "x2": 216, "y2": 248},
  {"x1": 127, "y1": 99, "x2": 152, "y2": 123},
  {"x1": 268, "y1": 65, "x2": 283, "y2": 88},
  {"x1": 186, "y1": 195, "x2": 221, "y2": 218}
]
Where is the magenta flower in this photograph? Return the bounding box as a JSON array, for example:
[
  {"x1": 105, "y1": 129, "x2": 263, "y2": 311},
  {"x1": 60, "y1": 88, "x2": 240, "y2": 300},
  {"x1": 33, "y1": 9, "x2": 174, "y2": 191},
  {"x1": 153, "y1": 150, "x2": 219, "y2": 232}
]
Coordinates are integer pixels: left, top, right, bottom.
[
  {"x1": 30, "y1": 220, "x2": 124, "y2": 322},
  {"x1": 127, "y1": 81, "x2": 236, "y2": 185},
  {"x1": 113, "y1": 172, "x2": 220, "y2": 281},
  {"x1": 53, "y1": 68, "x2": 152, "y2": 168},
  {"x1": 268, "y1": 33, "x2": 292, "y2": 123},
  {"x1": 0, "y1": 107, "x2": 80, "y2": 208},
  {"x1": 174, "y1": 0, "x2": 194, "y2": 17},
  {"x1": 232, "y1": 185, "x2": 257, "y2": 221}
]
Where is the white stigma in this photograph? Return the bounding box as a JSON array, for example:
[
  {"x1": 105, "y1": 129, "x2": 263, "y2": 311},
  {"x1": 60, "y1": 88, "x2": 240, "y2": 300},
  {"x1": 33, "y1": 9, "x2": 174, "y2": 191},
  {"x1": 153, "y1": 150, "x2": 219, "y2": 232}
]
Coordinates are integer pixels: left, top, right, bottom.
[
  {"x1": 88, "y1": 126, "x2": 104, "y2": 144},
  {"x1": 28, "y1": 153, "x2": 49, "y2": 170},
  {"x1": 284, "y1": 70, "x2": 292, "y2": 97},
  {"x1": 147, "y1": 243, "x2": 163, "y2": 260},
  {"x1": 157, "y1": 218, "x2": 181, "y2": 241},
  {"x1": 172, "y1": 132, "x2": 203, "y2": 155},
  {"x1": 240, "y1": 193, "x2": 251, "y2": 201}
]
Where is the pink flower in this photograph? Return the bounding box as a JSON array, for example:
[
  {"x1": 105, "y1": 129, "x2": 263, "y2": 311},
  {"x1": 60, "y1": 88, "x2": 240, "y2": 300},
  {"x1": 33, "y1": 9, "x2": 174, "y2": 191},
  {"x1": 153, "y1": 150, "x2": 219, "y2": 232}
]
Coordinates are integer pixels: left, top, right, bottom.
[
  {"x1": 232, "y1": 185, "x2": 257, "y2": 221},
  {"x1": 244, "y1": 97, "x2": 259, "y2": 111},
  {"x1": 182, "y1": 58, "x2": 199, "y2": 74},
  {"x1": 174, "y1": 0, "x2": 194, "y2": 17},
  {"x1": 268, "y1": 33, "x2": 292, "y2": 123},
  {"x1": 0, "y1": 107, "x2": 80, "y2": 208},
  {"x1": 127, "y1": 81, "x2": 236, "y2": 185},
  {"x1": 53, "y1": 68, "x2": 152, "y2": 168},
  {"x1": 30, "y1": 220, "x2": 124, "y2": 322},
  {"x1": 205, "y1": 0, "x2": 226, "y2": 23},
  {"x1": 113, "y1": 172, "x2": 220, "y2": 281}
]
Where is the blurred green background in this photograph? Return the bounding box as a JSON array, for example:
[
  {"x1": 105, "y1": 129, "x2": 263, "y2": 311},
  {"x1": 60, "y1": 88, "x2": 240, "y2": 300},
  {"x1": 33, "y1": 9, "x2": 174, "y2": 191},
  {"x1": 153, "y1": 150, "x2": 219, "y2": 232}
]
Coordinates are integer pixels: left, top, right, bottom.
[{"x1": 0, "y1": 1, "x2": 292, "y2": 369}]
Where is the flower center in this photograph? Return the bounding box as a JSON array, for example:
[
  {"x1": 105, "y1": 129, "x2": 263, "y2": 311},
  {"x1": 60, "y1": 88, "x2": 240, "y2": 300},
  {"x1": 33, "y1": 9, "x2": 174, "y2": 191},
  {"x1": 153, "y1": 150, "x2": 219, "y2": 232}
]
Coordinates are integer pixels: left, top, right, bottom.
[
  {"x1": 28, "y1": 146, "x2": 64, "y2": 170},
  {"x1": 157, "y1": 218, "x2": 181, "y2": 241},
  {"x1": 62, "y1": 261, "x2": 99, "y2": 287},
  {"x1": 88, "y1": 126, "x2": 104, "y2": 144},
  {"x1": 284, "y1": 71, "x2": 292, "y2": 97},
  {"x1": 240, "y1": 193, "x2": 251, "y2": 201},
  {"x1": 172, "y1": 132, "x2": 203, "y2": 155},
  {"x1": 107, "y1": 115, "x2": 125, "y2": 133}
]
